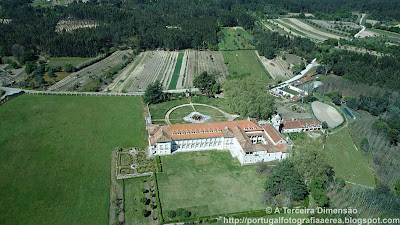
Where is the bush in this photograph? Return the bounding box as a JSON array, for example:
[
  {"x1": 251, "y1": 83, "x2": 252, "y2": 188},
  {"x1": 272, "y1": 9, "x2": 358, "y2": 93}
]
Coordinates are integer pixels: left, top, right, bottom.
[
  {"x1": 140, "y1": 197, "x2": 147, "y2": 204},
  {"x1": 167, "y1": 210, "x2": 176, "y2": 218}
]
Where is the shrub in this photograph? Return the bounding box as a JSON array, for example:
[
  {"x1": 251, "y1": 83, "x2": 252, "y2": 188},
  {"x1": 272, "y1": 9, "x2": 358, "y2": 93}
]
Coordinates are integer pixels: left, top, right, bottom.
[
  {"x1": 167, "y1": 210, "x2": 176, "y2": 218},
  {"x1": 140, "y1": 197, "x2": 147, "y2": 204}
]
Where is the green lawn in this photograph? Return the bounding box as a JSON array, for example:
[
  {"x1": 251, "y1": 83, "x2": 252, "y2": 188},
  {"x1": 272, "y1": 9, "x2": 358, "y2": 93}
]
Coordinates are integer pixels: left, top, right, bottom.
[
  {"x1": 169, "y1": 105, "x2": 227, "y2": 124},
  {"x1": 149, "y1": 98, "x2": 190, "y2": 120},
  {"x1": 157, "y1": 151, "x2": 266, "y2": 220},
  {"x1": 168, "y1": 52, "x2": 184, "y2": 90},
  {"x1": 284, "y1": 88, "x2": 299, "y2": 95},
  {"x1": 324, "y1": 127, "x2": 375, "y2": 187},
  {"x1": 48, "y1": 57, "x2": 92, "y2": 68},
  {"x1": 124, "y1": 176, "x2": 154, "y2": 224},
  {"x1": 222, "y1": 50, "x2": 272, "y2": 82},
  {"x1": 191, "y1": 96, "x2": 233, "y2": 114},
  {"x1": 218, "y1": 27, "x2": 254, "y2": 50},
  {"x1": 0, "y1": 95, "x2": 147, "y2": 225}
]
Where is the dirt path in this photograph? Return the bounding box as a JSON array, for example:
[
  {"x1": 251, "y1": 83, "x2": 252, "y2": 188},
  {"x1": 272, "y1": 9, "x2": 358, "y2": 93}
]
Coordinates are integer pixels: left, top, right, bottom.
[
  {"x1": 109, "y1": 150, "x2": 124, "y2": 225},
  {"x1": 165, "y1": 103, "x2": 239, "y2": 125}
]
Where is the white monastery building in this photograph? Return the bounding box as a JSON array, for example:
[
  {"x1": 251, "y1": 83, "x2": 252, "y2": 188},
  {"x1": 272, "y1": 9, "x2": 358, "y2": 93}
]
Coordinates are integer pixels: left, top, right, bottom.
[{"x1": 148, "y1": 120, "x2": 289, "y2": 165}]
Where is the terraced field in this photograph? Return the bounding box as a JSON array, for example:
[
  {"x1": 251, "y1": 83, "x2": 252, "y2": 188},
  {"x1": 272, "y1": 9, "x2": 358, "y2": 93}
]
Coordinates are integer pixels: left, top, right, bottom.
[
  {"x1": 274, "y1": 18, "x2": 344, "y2": 41},
  {"x1": 113, "y1": 50, "x2": 228, "y2": 92},
  {"x1": 48, "y1": 50, "x2": 131, "y2": 91}
]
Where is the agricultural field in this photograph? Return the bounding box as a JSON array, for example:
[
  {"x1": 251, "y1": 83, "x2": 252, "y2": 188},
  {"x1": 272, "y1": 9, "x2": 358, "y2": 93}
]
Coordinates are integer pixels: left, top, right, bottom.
[
  {"x1": 274, "y1": 18, "x2": 344, "y2": 41},
  {"x1": 325, "y1": 127, "x2": 375, "y2": 187},
  {"x1": 48, "y1": 50, "x2": 131, "y2": 91},
  {"x1": 0, "y1": 95, "x2": 147, "y2": 225},
  {"x1": 55, "y1": 19, "x2": 99, "y2": 33},
  {"x1": 157, "y1": 151, "x2": 265, "y2": 220},
  {"x1": 364, "y1": 28, "x2": 400, "y2": 43},
  {"x1": 116, "y1": 50, "x2": 228, "y2": 92},
  {"x1": 218, "y1": 27, "x2": 254, "y2": 50},
  {"x1": 308, "y1": 19, "x2": 361, "y2": 36},
  {"x1": 47, "y1": 57, "x2": 93, "y2": 68},
  {"x1": 256, "y1": 52, "x2": 303, "y2": 81},
  {"x1": 222, "y1": 50, "x2": 272, "y2": 82}
]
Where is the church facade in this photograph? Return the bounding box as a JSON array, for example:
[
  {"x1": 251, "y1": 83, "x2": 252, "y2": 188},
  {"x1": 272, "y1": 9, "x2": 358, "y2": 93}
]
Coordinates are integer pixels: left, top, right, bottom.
[{"x1": 147, "y1": 120, "x2": 289, "y2": 165}]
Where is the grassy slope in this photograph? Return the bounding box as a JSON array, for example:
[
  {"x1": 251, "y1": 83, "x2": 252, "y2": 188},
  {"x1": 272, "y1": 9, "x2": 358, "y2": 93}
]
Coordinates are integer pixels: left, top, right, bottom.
[
  {"x1": 222, "y1": 50, "x2": 272, "y2": 82},
  {"x1": 325, "y1": 127, "x2": 375, "y2": 187},
  {"x1": 0, "y1": 95, "x2": 147, "y2": 225},
  {"x1": 157, "y1": 151, "x2": 265, "y2": 219},
  {"x1": 168, "y1": 52, "x2": 184, "y2": 90},
  {"x1": 48, "y1": 57, "x2": 92, "y2": 68},
  {"x1": 218, "y1": 27, "x2": 254, "y2": 50},
  {"x1": 168, "y1": 105, "x2": 226, "y2": 124}
]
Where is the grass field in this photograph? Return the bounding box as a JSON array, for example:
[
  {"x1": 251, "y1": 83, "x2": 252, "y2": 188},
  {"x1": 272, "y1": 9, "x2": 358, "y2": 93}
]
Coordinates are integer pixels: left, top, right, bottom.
[
  {"x1": 124, "y1": 176, "x2": 154, "y2": 224},
  {"x1": 191, "y1": 96, "x2": 232, "y2": 114},
  {"x1": 222, "y1": 50, "x2": 272, "y2": 82},
  {"x1": 149, "y1": 98, "x2": 190, "y2": 120},
  {"x1": 169, "y1": 105, "x2": 226, "y2": 124},
  {"x1": 157, "y1": 151, "x2": 265, "y2": 220},
  {"x1": 325, "y1": 127, "x2": 375, "y2": 187},
  {"x1": 168, "y1": 52, "x2": 184, "y2": 89},
  {"x1": 218, "y1": 27, "x2": 254, "y2": 50},
  {"x1": 0, "y1": 95, "x2": 147, "y2": 225},
  {"x1": 48, "y1": 57, "x2": 92, "y2": 68}
]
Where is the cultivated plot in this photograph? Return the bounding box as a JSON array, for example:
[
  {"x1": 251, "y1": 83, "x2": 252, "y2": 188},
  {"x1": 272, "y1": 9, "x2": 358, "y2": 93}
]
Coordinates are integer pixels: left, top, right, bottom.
[
  {"x1": 311, "y1": 101, "x2": 344, "y2": 128},
  {"x1": 48, "y1": 50, "x2": 131, "y2": 91},
  {"x1": 218, "y1": 27, "x2": 254, "y2": 50},
  {"x1": 256, "y1": 52, "x2": 303, "y2": 81},
  {"x1": 117, "y1": 50, "x2": 229, "y2": 92}
]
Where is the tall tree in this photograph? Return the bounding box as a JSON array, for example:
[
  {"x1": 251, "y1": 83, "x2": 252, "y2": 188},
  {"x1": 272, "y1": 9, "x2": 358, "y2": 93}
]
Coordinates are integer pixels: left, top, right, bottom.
[{"x1": 143, "y1": 80, "x2": 164, "y2": 104}]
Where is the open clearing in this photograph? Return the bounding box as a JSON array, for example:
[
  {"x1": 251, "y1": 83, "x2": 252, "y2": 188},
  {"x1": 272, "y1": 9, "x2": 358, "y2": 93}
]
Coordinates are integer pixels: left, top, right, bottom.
[
  {"x1": 48, "y1": 50, "x2": 131, "y2": 91},
  {"x1": 222, "y1": 50, "x2": 272, "y2": 82},
  {"x1": 47, "y1": 57, "x2": 92, "y2": 68},
  {"x1": 218, "y1": 27, "x2": 254, "y2": 50},
  {"x1": 116, "y1": 50, "x2": 228, "y2": 92},
  {"x1": 311, "y1": 101, "x2": 344, "y2": 128},
  {"x1": 325, "y1": 127, "x2": 375, "y2": 187},
  {"x1": 157, "y1": 151, "x2": 265, "y2": 220},
  {"x1": 0, "y1": 95, "x2": 147, "y2": 225}
]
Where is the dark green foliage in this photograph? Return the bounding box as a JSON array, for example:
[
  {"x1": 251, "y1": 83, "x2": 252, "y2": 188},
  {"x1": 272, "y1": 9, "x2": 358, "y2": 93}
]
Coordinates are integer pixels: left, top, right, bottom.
[
  {"x1": 167, "y1": 210, "x2": 176, "y2": 218},
  {"x1": 63, "y1": 64, "x2": 75, "y2": 73},
  {"x1": 25, "y1": 62, "x2": 37, "y2": 74},
  {"x1": 395, "y1": 180, "x2": 400, "y2": 197},
  {"x1": 334, "y1": 177, "x2": 346, "y2": 188},
  {"x1": 224, "y1": 76, "x2": 275, "y2": 119},
  {"x1": 326, "y1": 92, "x2": 342, "y2": 105},
  {"x1": 193, "y1": 72, "x2": 217, "y2": 92},
  {"x1": 143, "y1": 80, "x2": 164, "y2": 104},
  {"x1": 322, "y1": 121, "x2": 328, "y2": 129},
  {"x1": 360, "y1": 137, "x2": 369, "y2": 153},
  {"x1": 310, "y1": 179, "x2": 329, "y2": 207},
  {"x1": 265, "y1": 160, "x2": 308, "y2": 201}
]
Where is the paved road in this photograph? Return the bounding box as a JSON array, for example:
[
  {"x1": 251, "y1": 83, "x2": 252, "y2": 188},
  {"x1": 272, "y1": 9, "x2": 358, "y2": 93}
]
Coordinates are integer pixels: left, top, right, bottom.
[{"x1": 282, "y1": 58, "x2": 317, "y2": 84}]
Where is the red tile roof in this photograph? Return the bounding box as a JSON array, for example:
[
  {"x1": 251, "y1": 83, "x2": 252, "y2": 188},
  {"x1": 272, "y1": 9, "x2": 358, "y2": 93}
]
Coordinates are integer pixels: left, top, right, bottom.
[
  {"x1": 262, "y1": 124, "x2": 284, "y2": 144},
  {"x1": 282, "y1": 120, "x2": 302, "y2": 130},
  {"x1": 165, "y1": 120, "x2": 262, "y2": 140}
]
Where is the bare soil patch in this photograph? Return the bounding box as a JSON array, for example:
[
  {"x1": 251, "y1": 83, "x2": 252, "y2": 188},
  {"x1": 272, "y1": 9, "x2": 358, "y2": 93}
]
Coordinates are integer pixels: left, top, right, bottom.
[{"x1": 311, "y1": 101, "x2": 344, "y2": 128}]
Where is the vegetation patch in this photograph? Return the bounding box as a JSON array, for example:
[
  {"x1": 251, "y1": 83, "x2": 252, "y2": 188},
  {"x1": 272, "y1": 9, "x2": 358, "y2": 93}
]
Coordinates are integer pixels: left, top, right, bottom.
[
  {"x1": 325, "y1": 127, "x2": 375, "y2": 187},
  {"x1": 0, "y1": 95, "x2": 147, "y2": 225},
  {"x1": 168, "y1": 52, "x2": 184, "y2": 90},
  {"x1": 47, "y1": 57, "x2": 92, "y2": 68},
  {"x1": 157, "y1": 151, "x2": 265, "y2": 220},
  {"x1": 218, "y1": 27, "x2": 254, "y2": 50},
  {"x1": 222, "y1": 50, "x2": 272, "y2": 82}
]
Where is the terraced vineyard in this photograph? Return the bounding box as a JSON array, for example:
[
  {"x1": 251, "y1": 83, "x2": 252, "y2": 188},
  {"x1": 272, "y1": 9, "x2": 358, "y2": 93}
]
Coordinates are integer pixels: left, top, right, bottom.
[
  {"x1": 48, "y1": 50, "x2": 131, "y2": 91},
  {"x1": 111, "y1": 50, "x2": 228, "y2": 92},
  {"x1": 274, "y1": 18, "x2": 345, "y2": 41}
]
